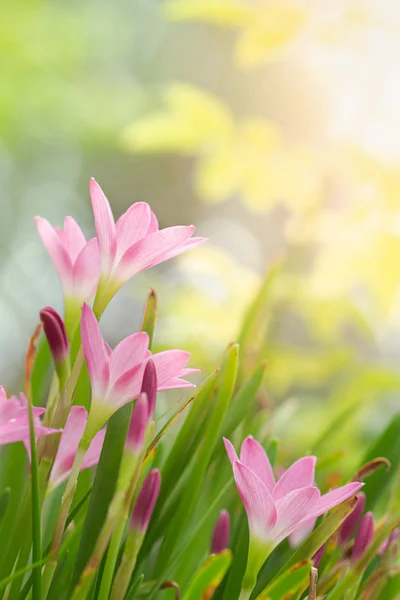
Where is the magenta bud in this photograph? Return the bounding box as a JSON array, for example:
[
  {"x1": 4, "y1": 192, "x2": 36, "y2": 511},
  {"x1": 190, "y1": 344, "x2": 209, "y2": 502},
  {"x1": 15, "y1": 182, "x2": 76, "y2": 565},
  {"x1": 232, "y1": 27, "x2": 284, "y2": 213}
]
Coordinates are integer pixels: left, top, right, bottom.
[
  {"x1": 40, "y1": 307, "x2": 70, "y2": 385},
  {"x1": 141, "y1": 360, "x2": 157, "y2": 421},
  {"x1": 130, "y1": 469, "x2": 161, "y2": 534},
  {"x1": 378, "y1": 527, "x2": 399, "y2": 555},
  {"x1": 126, "y1": 393, "x2": 148, "y2": 454},
  {"x1": 352, "y1": 511, "x2": 374, "y2": 561},
  {"x1": 312, "y1": 542, "x2": 326, "y2": 569},
  {"x1": 211, "y1": 510, "x2": 230, "y2": 554},
  {"x1": 338, "y1": 492, "x2": 366, "y2": 545}
]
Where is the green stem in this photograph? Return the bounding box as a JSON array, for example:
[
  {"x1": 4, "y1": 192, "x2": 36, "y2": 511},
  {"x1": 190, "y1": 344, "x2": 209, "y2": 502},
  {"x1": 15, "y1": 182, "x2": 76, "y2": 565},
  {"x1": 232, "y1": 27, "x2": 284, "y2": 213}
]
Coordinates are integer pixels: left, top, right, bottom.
[
  {"x1": 110, "y1": 533, "x2": 141, "y2": 600},
  {"x1": 27, "y1": 392, "x2": 42, "y2": 600}
]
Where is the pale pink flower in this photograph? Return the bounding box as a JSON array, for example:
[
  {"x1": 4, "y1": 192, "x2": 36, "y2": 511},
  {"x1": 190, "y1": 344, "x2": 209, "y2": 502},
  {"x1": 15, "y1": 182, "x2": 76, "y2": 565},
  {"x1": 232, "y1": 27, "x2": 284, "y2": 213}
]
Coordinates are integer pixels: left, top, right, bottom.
[
  {"x1": 130, "y1": 469, "x2": 161, "y2": 534},
  {"x1": 48, "y1": 406, "x2": 105, "y2": 491},
  {"x1": 224, "y1": 436, "x2": 363, "y2": 550},
  {"x1": 89, "y1": 178, "x2": 206, "y2": 308},
  {"x1": 35, "y1": 216, "x2": 100, "y2": 332},
  {"x1": 81, "y1": 303, "x2": 198, "y2": 437},
  {"x1": 0, "y1": 387, "x2": 59, "y2": 447}
]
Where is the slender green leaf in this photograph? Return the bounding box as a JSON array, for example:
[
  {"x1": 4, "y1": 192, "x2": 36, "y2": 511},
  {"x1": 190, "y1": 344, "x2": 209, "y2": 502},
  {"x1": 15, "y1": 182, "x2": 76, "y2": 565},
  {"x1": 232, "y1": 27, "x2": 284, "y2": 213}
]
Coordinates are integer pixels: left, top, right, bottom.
[
  {"x1": 256, "y1": 561, "x2": 312, "y2": 600},
  {"x1": 0, "y1": 488, "x2": 10, "y2": 526},
  {"x1": 183, "y1": 551, "x2": 232, "y2": 600}
]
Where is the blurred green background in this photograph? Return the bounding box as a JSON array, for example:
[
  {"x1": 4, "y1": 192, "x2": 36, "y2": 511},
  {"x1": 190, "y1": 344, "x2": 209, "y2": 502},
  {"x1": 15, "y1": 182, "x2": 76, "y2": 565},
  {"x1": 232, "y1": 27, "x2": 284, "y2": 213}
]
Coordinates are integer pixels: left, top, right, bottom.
[{"x1": 3, "y1": 0, "x2": 400, "y2": 471}]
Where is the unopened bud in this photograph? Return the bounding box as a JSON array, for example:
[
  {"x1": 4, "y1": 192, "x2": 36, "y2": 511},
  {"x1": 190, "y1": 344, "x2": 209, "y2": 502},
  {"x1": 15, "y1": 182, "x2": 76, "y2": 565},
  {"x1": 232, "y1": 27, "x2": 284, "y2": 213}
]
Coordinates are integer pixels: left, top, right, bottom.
[
  {"x1": 130, "y1": 469, "x2": 160, "y2": 534},
  {"x1": 126, "y1": 393, "x2": 148, "y2": 455},
  {"x1": 352, "y1": 511, "x2": 374, "y2": 561},
  {"x1": 378, "y1": 527, "x2": 399, "y2": 555},
  {"x1": 312, "y1": 542, "x2": 326, "y2": 568},
  {"x1": 211, "y1": 510, "x2": 230, "y2": 554},
  {"x1": 141, "y1": 360, "x2": 157, "y2": 420},
  {"x1": 338, "y1": 492, "x2": 366, "y2": 545},
  {"x1": 40, "y1": 306, "x2": 70, "y2": 386}
]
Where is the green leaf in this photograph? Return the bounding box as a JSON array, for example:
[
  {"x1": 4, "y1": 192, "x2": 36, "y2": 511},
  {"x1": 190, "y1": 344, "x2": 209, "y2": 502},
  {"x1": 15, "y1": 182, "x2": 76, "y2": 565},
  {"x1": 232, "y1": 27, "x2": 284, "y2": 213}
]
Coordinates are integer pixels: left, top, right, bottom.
[
  {"x1": 125, "y1": 574, "x2": 144, "y2": 600},
  {"x1": 0, "y1": 488, "x2": 10, "y2": 527},
  {"x1": 379, "y1": 572, "x2": 400, "y2": 600},
  {"x1": 183, "y1": 551, "x2": 232, "y2": 600},
  {"x1": 31, "y1": 336, "x2": 52, "y2": 407},
  {"x1": 71, "y1": 402, "x2": 133, "y2": 589},
  {"x1": 361, "y1": 413, "x2": 400, "y2": 510},
  {"x1": 27, "y1": 393, "x2": 42, "y2": 600},
  {"x1": 256, "y1": 561, "x2": 311, "y2": 600},
  {"x1": 140, "y1": 289, "x2": 157, "y2": 349},
  {"x1": 220, "y1": 515, "x2": 249, "y2": 600},
  {"x1": 154, "y1": 344, "x2": 239, "y2": 579}
]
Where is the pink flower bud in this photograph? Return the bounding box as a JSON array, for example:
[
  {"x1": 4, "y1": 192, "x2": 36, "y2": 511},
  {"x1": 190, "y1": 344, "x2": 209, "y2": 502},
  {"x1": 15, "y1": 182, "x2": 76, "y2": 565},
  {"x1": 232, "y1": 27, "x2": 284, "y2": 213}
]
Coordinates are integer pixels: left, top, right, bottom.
[
  {"x1": 338, "y1": 492, "x2": 366, "y2": 545},
  {"x1": 312, "y1": 542, "x2": 326, "y2": 568},
  {"x1": 211, "y1": 510, "x2": 230, "y2": 554},
  {"x1": 141, "y1": 360, "x2": 157, "y2": 420},
  {"x1": 40, "y1": 307, "x2": 70, "y2": 386},
  {"x1": 352, "y1": 511, "x2": 374, "y2": 561},
  {"x1": 378, "y1": 528, "x2": 399, "y2": 555},
  {"x1": 126, "y1": 393, "x2": 148, "y2": 455},
  {"x1": 40, "y1": 307, "x2": 69, "y2": 364},
  {"x1": 130, "y1": 469, "x2": 161, "y2": 534}
]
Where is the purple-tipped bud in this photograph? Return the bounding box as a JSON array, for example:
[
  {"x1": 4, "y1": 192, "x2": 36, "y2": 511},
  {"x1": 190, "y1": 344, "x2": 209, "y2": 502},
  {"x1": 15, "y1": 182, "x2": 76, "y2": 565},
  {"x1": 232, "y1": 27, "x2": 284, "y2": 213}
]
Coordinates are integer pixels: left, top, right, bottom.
[
  {"x1": 130, "y1": 469, "x2": 161, "y2": 534},
  {"x1": 40, "y1": 307, "x2": 70, "y2": 385},
  {"x1": 312, "y1": 542, "x2": 326, "y2": 569},
  {"x1": 126, "y1": 393, "x2": 148, "y2": 455},
  {"x1": 211, "y1": 510, "x2": 230, "y2": 554},
  {"x1": 378, "y1": 528, "x2": 399, "y2": 555},
  {"x1": 352, "y1": 511, "x2": 374, "y2": 561},
  {"x1": 141, "y1": 360, "x2": 157, "y2": 421},
  {"x1": 338, "y1": 492, "x2": 366, "y2": 545}
]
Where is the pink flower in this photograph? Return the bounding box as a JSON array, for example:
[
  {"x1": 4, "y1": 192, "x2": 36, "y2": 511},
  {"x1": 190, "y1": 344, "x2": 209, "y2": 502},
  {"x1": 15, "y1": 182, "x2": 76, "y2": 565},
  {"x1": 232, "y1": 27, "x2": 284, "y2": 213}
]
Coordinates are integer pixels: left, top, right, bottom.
[
  {"x1": 130, "y1": 469, "x2": 161, "y2": 534},
  {"x1": 89, "y1": 178, "x2": 206, "y2": 310},
  {"x1": 48, "y1": 406, "x2": 105, "y2": 491},
  {"x1": 0, "y1": 387, "x2": 59, "y2": 447},
  {"x1": 35, "y1": 216, "x2": 100, "y2": 334},
  {"x1": 351, "y1": 511, "x2": 374, "y2": 561},
  {"x1": 40, "y1": 306, "x2": 70, "y2": 386},
  {"x1": 224, "y1": 436, "x2": 363, "y2": 550},
  {"x1": 81, "y1": 303, "x2": 198, "y2": 437},
  {"x1": 338, "y1": 492, "x2": 366, "y2": 545}
]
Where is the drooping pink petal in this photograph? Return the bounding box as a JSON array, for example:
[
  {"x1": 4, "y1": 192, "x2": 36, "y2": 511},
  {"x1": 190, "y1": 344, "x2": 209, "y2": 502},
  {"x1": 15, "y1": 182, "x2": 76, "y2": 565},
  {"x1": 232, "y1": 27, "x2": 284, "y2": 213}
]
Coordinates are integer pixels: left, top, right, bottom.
[
  {"x1": 89, "y1": 178, "x2": 117, "y2": 275},
  {"x1": 240, "y1": 436, "x2": 275, "y2": 492},
  {"x1": 72, "y1": 237, "x2": 100, "y2": 300},
  {"x1": 81, "y1": 303, "x2": 110, "y2": 399},
  {"x1": 272, "y1": 456, "x2": 317, "y2": 500},
  {"x1": 35, "y1": 217, "x2": 73, "y2": 293},
  {"x1": 116, "y1": 226, "x2": 199, "y2": 282},
  {"x1": 63, "y1": 217, "x2": 87, "y2": 262},
  {"x1": 223, "y1": 437, "x2": 239, "y2": 464},
  {"x1": 151, "y1": 350, "x2": 197, "y2": 389},
  {"x1": 273, "y1": 487, "x2": 320, "y2": 546},
  {"x1": 232, "y1": 461, "x2": 277, "y2": 540},
  {"x1": 49, "y1": 406, "x2": 88, "y2": 488},
  {"x1": 303, "y1": 482, "x2": 364, "y2": 523},
  {"x1": 80, "y1": 428, "x2": 106, "y2": 472},
  {"x1": 154, "y1": 236, "x2": 206, "y2": 262},
  {"x1": 109, "y1": 332, "x2": 149, "y2": 388},
  {"x1": 289, "y1": 516, "x2": 317, "y2": 548},
  {"x1": 148, "y1": 210, "x2": 159, "y2": 234},
  {"x1": 115, "y1": 202, "x2": 152, "y2": 259}
]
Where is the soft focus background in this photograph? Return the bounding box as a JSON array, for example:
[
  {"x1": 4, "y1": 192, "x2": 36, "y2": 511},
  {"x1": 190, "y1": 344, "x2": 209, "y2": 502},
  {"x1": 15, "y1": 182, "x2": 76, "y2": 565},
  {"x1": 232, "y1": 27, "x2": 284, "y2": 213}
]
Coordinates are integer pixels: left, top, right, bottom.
[{"x1": 3, "y1": 0, "x2": 400, "y2": 470}]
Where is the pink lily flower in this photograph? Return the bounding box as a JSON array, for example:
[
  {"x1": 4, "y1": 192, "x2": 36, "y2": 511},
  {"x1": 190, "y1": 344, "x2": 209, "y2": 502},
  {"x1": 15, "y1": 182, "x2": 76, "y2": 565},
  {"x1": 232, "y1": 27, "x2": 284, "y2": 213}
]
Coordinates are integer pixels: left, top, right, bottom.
[
  {"x1": 224, "y1": 436, "x2": 363, "y2": 551},
  {"x1": 35, "y1": 216, "x2": 100, "y2": 335},
  {"x1": 0, "y1": 387, "x2": 59, "y2": 447},
  {"x1": 48, "y1": 406, "x2": 106, "y2": 491},
  {"x1": 89, "y1": 178, "x2": 206, "y2": 312},
  {"x1": 81, "y1": 303, "x2": 198, "y2": 438}
]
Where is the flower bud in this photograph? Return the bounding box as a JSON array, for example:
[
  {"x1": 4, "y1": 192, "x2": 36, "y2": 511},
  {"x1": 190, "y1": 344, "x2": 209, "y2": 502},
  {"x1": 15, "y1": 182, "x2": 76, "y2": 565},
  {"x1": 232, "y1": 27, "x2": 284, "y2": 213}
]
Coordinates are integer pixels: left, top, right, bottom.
[
  {"x1": 338, "y1": 492, "x2": 366, "y2": 545},
  {"x1": 126, "y1": 393, "x2": 148, "y2": 455},
  {"x1": 141, "y1": 360, "x2": 157, "y2": 421},
  {"x1": 312, "y1": 542, "x2": 326, "y2": 568},
  {"x1": 352, "y1": 511, "x2": 374, "y2": 561},
  {"x1": 130, "y1": 469, "x2": 161, "y2": 534},
  {"x1": 40, "y1": 306, "x2": 70, "y2": 386},
  {"x1": 378, "y1": 528, "x2": 399, "y2": 555},
  {"x1": 211, "y1": 510, "x2": 230, "y2": 554}
]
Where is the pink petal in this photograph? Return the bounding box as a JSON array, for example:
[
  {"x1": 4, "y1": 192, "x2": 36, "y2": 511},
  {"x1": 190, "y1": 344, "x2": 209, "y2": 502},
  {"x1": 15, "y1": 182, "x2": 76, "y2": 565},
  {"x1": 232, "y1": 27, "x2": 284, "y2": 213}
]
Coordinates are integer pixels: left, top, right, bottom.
[
  {"x1": 150, "y1": 350, "x2": 196, "y2": 390},
  {"x1": 352, "y1": 511, "x2": 374, "y2": 561},
  {"x1": 116, "y1": 226, "x2": 198, "y2": 283},
  {"x1": 156, "y1": 235, "x2": 207, "y2": 262},
  {"x1": 115, "y1": 202, "x2": 152, "y2": 259},
  {"x1": 223, "y1": 437, "x2": 239, "y2": 464},
  {"x1": 109, "y1": 363, "x2": 144, "y2": 408},
  {"x1": 240, "y1": 436, "x2": 275, "y2": 492},
  {"x1": 289, "y1": 516, "x2": 317, "y2": 548},
  {"x1": 273, "y1": 487, "x2": 320, "y2": 546},
  {"x1": 273, "y1": 456, "x2": 317, "y2": 500},
  {"x1": 89, "y1": 178, "x2": 117, "y2": 275},
  {"x1": 50, "y1": 406, "x2": 88, "y2": 488},
  {"x1": 126, "y1": 393, "x2": 148, "y2": 454},
  {"x1": 63, "y1": 217, "x2": 87, "y2": 262},
  {"x1": 303, "y1": 482, "x2": 364, "y2": 523},
  {"x1": 232, "y1": 461, "x2": 277, "y2": 540},
  {"x1": 148, "y1": 210, "x2": 159, "y2": 234},
  {"x1": 72, "y1": 237, "x2": 101, "y2": 301},
  {"x1": 81, "y1": 428, "x2": 106, "y2": 472},
  {"x1": 35, "y1": 217, "x2": 73, "y2": 294},
  {"x1": 81, "y1": 303, "x2": 110, "y2": 399},
  {"x1": 339, "y1": 492, "x2": 366, "y2": 545},
  {"x1": 109, "y1": 332, "x2": 149, "y2": 388}
]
